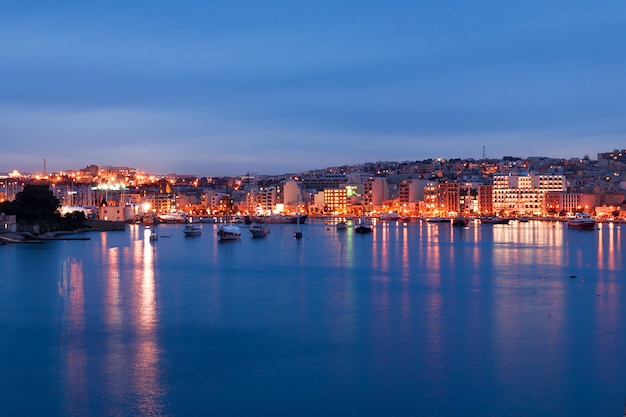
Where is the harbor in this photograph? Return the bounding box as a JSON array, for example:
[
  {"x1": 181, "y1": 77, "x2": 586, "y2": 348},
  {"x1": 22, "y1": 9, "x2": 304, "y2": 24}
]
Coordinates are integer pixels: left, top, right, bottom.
[{"x1": 1, "y1": 220, "x2": 624, "y2": 416}]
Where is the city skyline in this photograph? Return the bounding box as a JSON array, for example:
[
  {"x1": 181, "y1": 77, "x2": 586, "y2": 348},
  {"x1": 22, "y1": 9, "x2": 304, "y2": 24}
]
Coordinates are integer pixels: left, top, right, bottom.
[
  {"x1": 2, "y1": 1, "x2": 625, "y2": 176},
  {"x1": 0, "y1": 147, "x2": 619, "y2": 179}
]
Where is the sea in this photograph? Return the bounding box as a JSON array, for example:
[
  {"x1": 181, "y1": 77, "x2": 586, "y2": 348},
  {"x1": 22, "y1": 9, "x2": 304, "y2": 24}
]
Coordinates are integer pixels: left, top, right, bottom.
[{"x1": 0, "y1": 219, "x2": 625, "y2": 417}]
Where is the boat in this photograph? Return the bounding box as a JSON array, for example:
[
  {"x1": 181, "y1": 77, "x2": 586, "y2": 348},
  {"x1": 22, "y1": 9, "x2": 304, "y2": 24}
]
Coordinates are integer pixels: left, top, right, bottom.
[
  {"x1": 567, "y1": 212, "x2": 596, "y2": 230},
  {"x1": 158, "y1": 211, "x2": 188, "y2": 223},
  {"x1": 379, "y1": 212, "x2": 400, "y2": 221},
  {"x1": 149, "y1": 231, "x2": 159, "y2": 241},
  {"x1": 294, "y1": 197, "x2": 303, "y2": 239},
  {"x1": 336, "y1": 220, "x2": 348, "y2": 230},
  {"x1": 452, "y1": 216, "x2": 469, "y2": 227},
  {"x1": 217, "y1": 224, "x2": 242, "y2": 240},
  {"x1": 480, "y1": 216, "x2": 510, "y2": 225},
  {"x1": 183, "y1": 224, "x2": 202, "y2": 236},
  {"x1": 249, "y1": 224, "x2": 269, "y2": 238},
  {"x1": 253, "y1": 213, "x2": 308, "y2": 224},
  {"x1": 354, "y1": 217, "x2": 373, "y2": 234},
  {"x1": 517, "y1": 217, "x2": 530, "y2": 223},
  {"x1": 426, "y1": 216, "x2": 450, "y2": 223}
]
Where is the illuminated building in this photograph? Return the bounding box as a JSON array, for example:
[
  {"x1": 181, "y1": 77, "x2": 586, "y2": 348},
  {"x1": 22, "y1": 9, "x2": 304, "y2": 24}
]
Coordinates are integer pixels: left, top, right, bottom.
[
  {"x1": 423, "y1": 182, "x2": 438, "y2": 215},
  {"x1": 398, "y1": 179, "x2": 429, "y2": 203},
  {"x1": 256, "y1": 187, "x2": 277, "y2": 211},
  {"x1": 458, "y1": 183, "x2": 480, "y2": 214},
  {"x1": 363, "y1": 177, "x2": 389, "y2": 212},
  {"x1": 323, "y1": 188, "x2": 347, "y2": 214},
  {"x1": 438, "y1": 182, "x2": 459, "y2": 215},
  {"x1": 545, "y1": 191, "x2": 597, "y2": 215},
  {"x1": 478, "y1": 184, "x2": 493, "y2": 214},
  {"x1": 493, "y1": 173, "x2": 566, "y2": 215},
  {"x1": 283, "y1": 180, "x2": 301, "y2": 205}
]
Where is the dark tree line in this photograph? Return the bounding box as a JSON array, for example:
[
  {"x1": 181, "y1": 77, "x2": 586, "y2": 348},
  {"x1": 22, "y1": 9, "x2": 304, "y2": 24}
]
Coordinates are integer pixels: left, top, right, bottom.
[{"x1": 0, "y1": 184, "x2": 86, "y2": 232}]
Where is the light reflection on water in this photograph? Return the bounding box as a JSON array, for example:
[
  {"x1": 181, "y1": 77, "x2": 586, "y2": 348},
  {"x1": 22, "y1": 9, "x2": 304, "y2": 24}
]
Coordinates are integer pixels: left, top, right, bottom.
[{"x1": 1, "y1": 220, "x2": 625, "y2": 416}]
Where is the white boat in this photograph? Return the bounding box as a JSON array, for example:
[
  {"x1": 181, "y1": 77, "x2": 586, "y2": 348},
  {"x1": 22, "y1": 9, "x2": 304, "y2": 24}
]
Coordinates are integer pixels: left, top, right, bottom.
[
  {"x1": 217, "y1": 224, "x2": 241, "y2": 240},
  {"x1": 158, "y1": 211, "x2": 188, "y2": 223},
  {"x1": 567, "y1": 213, "x2": 596, "y2": 230},
  {"x1": 149, "y1": 231, "x2": 159, "y2": 241},
  {"x1": 249, "y1": 224, "x2": 269, "y2": 238},
  {"x1": 379, "y1": 212, "x2": 400, "y2": 221},
  {"x1": 183, "y1": 224, "x2": 202, "y2": 236},
  {"x1": 354, "y1": 218, "x2": 373, "y2": 234},
  {"x1": 336, "y1": 220, "x2": 348, "y2": 230}
]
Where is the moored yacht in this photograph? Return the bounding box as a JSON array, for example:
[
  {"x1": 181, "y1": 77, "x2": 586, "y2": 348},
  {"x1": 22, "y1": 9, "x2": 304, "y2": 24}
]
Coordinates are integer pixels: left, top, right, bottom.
[
  {"x1": 354, "y1": 218, "x2": 373, "y2": 234},
  {"x1": 249, "y1": 224, "x2": 269, "y2": 238},
  {"x1": 217, "y1": 224, "x2": 242, "y2": 240},
  {"x1": 379, "y1": 212, "x2": 400, "y2": 221},
  {"x1": 452, "y1": 216, "x2": 469, "y2": 227},
  {"x1": 567, "y1": 213, "x2": 596, "y2": 230},
  {"x1": 183, "y1": 224, "x2": 202, "y2": 236}
]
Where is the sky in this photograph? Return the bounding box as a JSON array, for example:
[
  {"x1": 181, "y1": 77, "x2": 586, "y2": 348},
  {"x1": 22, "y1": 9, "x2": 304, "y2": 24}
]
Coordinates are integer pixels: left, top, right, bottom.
[{"x1": 1, "y1": 1, "x2": 625, "y2": 176}]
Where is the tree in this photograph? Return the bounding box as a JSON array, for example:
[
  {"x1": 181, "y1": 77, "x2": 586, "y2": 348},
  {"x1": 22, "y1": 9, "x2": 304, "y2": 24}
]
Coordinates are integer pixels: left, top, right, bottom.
[
  {"x1": 13, "y1": 185, "x2": 61, "y2": 220},
  {"x1": 0, "y1": 184, "x2": 63, "y2": 231}
]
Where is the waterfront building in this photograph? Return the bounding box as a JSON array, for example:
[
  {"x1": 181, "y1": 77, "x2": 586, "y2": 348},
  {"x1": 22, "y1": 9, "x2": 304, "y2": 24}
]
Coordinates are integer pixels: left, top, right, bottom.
[
  {"x1": 423, "y1": 182, "x2": 438, "y2": 215},
  {"x1": 363, "y1": 177, "x2": 389, "y2": 212},
  {"x1": 283, "y1": 180, "x2": 301, "y2": 206},
  {"x1": 398, "y1": 179, "x2": 429, "y2": 204},
  {"x1": 439, "y1": 182, "x2": 460, "y2": 215},
  {"x1": 493, "y1": 172, "x2": 566, "y2": 215},
  {"x1": 178, "y1": 192, "x2": 203, "y2": 214},
  {"x1": 256, "y1": 186, "x2": 277, "y2": 212},
  {"x1": 99, "y1": 203, "x2": 131, "y2": 222},
  {"x1": 478, "y1": 184, "x2": 494, "y2": 215},
  {"x1": 0, "y1": 213, "x2": 17, "y2": 233},
  {"x1": 144, "y1": 194, "x2": 178, "y2": 214},
  {"x1": 458, "y1": 183, "x2": 481, "y2": 215},
  {"x1": 323, "y1": 188, "x2": 347, "y2": 214}
]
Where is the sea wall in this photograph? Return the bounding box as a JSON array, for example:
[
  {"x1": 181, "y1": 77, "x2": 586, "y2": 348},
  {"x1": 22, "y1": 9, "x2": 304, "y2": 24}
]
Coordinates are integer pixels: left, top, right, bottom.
[{"x1": 85, "y1": 220, "x2": 126, "y2": 231}]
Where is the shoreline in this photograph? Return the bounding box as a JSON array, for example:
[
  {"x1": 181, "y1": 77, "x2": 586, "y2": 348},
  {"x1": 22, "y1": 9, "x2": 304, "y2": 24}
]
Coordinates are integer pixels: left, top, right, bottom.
[{"x1": 0, "y1": 220, "x2": 126, "y2": 244}]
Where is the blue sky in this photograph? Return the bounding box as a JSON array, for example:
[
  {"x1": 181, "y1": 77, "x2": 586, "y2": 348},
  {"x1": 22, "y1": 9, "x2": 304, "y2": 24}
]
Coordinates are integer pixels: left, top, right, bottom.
[{"x1": 1, "y1": 1, "x2": 625, "y2": 176}]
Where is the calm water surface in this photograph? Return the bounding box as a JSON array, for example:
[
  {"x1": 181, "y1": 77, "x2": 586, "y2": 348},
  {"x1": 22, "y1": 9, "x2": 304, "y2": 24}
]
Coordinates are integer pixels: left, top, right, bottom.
[{"x1": 1, "y1": 220, "x2": 625, "y2": 416}]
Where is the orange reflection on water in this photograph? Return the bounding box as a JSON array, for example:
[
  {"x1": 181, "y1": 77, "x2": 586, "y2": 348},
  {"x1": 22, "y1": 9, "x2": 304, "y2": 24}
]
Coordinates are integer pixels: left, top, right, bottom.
[
  {"x1": 597, "y1": 223, "x2": 620, "y2": 271},
  {"x1": 129, "y1": 237, "x2": 163, "y2": 415},
  {"x1": 59, "y1": 257, "x2": 88, "y2": 415},
  {"x1": 400, "y1": 225, "x2": 410, "y2": 283},
  {"x1": 104, "y1": 244, "x2": 122, "y2": 328},
  {"x1": 491, "y1": 222, "x2": 564, "y2": 270},
  {"x1": 424, "y1": 225, "x2": 442, "y2": 287}
]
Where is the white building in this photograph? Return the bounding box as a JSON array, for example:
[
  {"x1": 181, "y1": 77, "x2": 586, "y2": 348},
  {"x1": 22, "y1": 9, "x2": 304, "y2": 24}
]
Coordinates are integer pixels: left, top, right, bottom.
[
  {"x1": 493, "y1": 173, "x2": 566, "y2": 215},
  {"x1": 283, "y1": 180, "x2": 301, "y2": 206},
  {"x1": 364, "y1": 177, "x2": 389, "y2": 212}
]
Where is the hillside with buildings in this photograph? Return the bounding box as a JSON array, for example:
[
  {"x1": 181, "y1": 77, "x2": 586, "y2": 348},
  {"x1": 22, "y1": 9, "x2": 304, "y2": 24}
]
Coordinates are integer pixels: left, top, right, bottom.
[{"x1": 2, "y1": 149, "x2": 626, "y2": 230}]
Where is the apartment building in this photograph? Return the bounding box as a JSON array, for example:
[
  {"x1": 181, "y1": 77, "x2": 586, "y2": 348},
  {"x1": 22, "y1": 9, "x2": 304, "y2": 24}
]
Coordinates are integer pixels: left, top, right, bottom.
[{"x1": 493, "y1": 173, "x2": 566, "y2": 215}]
